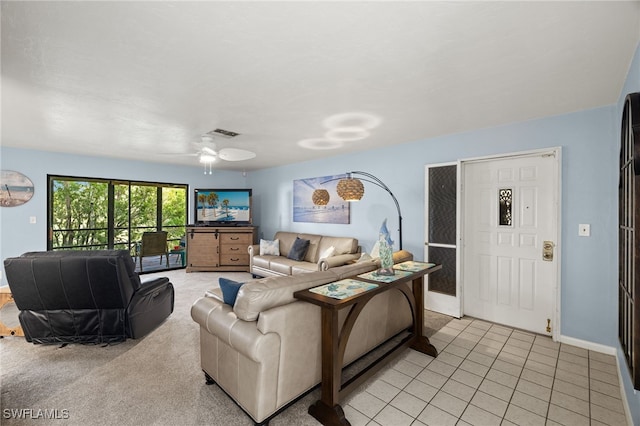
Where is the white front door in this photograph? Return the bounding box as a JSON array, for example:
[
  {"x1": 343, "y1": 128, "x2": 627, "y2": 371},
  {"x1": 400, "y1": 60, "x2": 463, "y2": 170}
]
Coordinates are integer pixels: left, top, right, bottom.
[{"x1": 462, "y1": 150, "x2": 559, "y2": 336}]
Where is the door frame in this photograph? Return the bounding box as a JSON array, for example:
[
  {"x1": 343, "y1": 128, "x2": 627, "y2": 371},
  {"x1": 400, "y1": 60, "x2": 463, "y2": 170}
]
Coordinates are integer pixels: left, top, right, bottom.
[
  {"x1": 459, "y1": 147, "x2": 562, "y2": 339},
  {"x1": 424, "y1": 161, "x2": 463, "y2": 317}
]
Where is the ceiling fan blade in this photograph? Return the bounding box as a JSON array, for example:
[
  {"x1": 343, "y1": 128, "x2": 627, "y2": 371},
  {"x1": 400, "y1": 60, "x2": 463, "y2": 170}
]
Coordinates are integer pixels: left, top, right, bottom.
[
  {"x1": 218, "y1": 148, "x2": 256, "y2": 162},
  {"x1": 201, "y1": 146, "x2": 217, "y2": 156}
]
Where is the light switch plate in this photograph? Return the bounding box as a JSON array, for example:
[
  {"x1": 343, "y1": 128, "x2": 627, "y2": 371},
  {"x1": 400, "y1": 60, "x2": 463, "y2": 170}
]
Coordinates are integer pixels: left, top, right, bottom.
[
  {"x1": 29, "y1": 216, "x2": 36, "y2": 224},
  {"x1": 578, "y1": 223, "x2": 590, "y2": 237}
]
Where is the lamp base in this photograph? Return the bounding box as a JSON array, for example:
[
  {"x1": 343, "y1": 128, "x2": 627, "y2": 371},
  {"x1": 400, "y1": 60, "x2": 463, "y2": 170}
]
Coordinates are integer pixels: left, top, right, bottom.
[{"x1": 376, "y1": 267, "x2": 395, "y2": 276}]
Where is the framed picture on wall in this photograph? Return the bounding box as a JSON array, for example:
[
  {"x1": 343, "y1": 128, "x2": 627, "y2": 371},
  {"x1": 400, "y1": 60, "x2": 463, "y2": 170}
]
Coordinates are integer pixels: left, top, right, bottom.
[
  {"x1": 293, "y1": 174, "x2": 350, "y2": 224},
  {"x1": 0, "y1": 170, "x2": 34, "y2": 207}
]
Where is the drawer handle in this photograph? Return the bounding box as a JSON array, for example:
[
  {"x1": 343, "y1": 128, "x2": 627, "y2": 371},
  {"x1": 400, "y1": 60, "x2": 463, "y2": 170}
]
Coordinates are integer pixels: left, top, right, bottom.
[
  {"x1": 230, "y1": 247, "x2": 239, "y2": 251},
  {"x1": 230, "y1": 258, "x2": 239, "y2": 262},
  {"x1": 230, "y1": 236, "x2": 240, "y2": 240}
]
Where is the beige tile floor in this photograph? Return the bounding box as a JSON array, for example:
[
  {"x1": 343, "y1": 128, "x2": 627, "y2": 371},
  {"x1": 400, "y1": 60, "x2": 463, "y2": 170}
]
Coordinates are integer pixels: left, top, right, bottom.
[{"x1": 342, "y1": 317, "x2": 629, "y2": 426}]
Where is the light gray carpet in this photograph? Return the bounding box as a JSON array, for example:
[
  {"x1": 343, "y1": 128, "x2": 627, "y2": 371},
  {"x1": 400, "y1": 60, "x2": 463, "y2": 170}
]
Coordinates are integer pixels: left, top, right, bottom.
[{"x1": 0, "y1": 269, "x2": 452, "y2": 425}]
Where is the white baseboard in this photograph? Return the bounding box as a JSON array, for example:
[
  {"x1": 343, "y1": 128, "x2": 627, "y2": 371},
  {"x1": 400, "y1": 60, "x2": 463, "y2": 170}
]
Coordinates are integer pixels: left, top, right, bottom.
[
  {"x1": 558, "y1": 334, "x2": 633, "y2": 426},
  {"x1": 558, "y1": 334, "x2": 616, "y2": 355}
]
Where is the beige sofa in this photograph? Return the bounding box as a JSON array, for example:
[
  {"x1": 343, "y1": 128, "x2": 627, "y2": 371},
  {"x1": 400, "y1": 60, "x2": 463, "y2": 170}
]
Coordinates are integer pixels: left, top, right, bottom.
[
  {"x1": 191, "y1": 251, "x2": 413, "y2": 424},
  {"x1": 248, "y1": 231, "x2": 361, "y2": 277}
]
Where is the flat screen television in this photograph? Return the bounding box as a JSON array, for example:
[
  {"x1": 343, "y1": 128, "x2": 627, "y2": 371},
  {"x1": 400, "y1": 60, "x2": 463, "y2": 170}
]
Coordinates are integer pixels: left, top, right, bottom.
[{"x1": 194, "y1": 188, "x2": 252, "y2": 226}]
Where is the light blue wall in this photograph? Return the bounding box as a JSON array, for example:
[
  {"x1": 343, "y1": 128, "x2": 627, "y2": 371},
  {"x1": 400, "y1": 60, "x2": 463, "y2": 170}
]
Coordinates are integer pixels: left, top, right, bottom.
[
  {"x1": 250, "y1": 106, "x2": 617, "y2": 344},
  {"x1": 0, "y1": 147, "x2": 247, "y2": 284},
  {"x1": 616, "y1": 42, "x2": 640, "y2": 425}
]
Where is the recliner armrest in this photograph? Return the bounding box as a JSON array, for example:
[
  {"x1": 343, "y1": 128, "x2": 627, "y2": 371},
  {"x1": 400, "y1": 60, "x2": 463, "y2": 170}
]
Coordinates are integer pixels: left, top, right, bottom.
[
  {"x1": 127, "y1": 277, "x2": 174, "y2": 338},
  {"x1": 137, "y1": 277, "x2": 171, "y2": 295}
]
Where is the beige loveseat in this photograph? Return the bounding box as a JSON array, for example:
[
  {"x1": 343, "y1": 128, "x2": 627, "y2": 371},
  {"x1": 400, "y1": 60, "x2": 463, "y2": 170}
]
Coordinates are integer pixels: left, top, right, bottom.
[
  {"x1": 191, "y1": 251, "x2": 413, "y2": 424},
  {"x1": 248, "y1": 231, "x2": 361, "y2": 277}
]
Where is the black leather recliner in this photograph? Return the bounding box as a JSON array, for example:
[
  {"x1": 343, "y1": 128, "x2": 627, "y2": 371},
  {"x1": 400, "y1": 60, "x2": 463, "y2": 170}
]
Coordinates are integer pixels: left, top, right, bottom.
[{"x1": 3, "y1": 250, "x2": 174, "y2": 344}]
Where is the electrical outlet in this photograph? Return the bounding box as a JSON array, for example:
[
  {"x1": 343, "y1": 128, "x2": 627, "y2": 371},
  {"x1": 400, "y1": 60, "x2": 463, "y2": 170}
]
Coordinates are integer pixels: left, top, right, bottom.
[
  {"x1": 578, "y1": 224, "x2": 590, "y2": 237},
  {"x1": 29, "y1": 216, "x2": 37, "y2": 224}
]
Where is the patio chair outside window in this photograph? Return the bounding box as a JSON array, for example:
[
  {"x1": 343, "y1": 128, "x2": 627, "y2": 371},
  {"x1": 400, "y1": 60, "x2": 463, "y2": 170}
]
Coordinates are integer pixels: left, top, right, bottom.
[{"x1": 138, "y1": 231, "x2": 169, "y2": 271}]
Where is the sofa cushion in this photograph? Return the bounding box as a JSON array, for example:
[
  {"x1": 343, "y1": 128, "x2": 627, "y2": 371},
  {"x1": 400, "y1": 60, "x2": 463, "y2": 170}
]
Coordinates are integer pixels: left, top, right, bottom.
[
  {"x1": 260, "y1": 239, "x2": 280, "y2": 256},
  {"x1": 319, "y1": 246, "x2": 335, "y2": 259},
  {"x1": 234, "y1": 270, "x2": 337, "y2": 321},
  {"x1": 291, "y1": 263, "x2": 321, "y2": 275},
  {"x1": 252, "y1": 255, "x2": 274, "y2": 270},
  {"x1": 219, "y1": 277, "x2": 244, "y2": 305},
  {"x1": 274, "y1": 232, "x2": 298, "y2": 258},
  {"x1": 287, "y1": 237, "x2": 310, "y2": 261},
  {"x1": 318, "y1": 236, "x2": 358, "y2": 257},
  {"x1": 297, "y1": 233, "x2": 323, "y2": 263},
  {"x1": 267, "y1": 257, "x2": 306, "y2": 275},
  {"x1": 204, "y1": 287, "x2": 224, "y2": 303}
]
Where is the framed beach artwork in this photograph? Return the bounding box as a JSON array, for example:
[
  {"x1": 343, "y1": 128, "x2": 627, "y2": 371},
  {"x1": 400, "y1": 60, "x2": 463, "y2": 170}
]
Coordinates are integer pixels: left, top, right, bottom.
[
  {"x1": 0, "y1": 170, "x2": 34, "y2": 207},
  {"x1": 293, "y1": 174, "x2": 350, "y2": 224}
]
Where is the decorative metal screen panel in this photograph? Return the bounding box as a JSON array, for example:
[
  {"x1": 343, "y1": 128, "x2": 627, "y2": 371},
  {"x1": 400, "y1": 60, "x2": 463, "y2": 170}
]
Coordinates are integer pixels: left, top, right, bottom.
[
  {"x1": 427, "y1": 246, "x2": 456, "y2": 296},
  {"x1": 428, "y1": 166, "x2": 457, "y2": 245},
  {"x1": 619, "y1": 92, "x2": 640, "y2": 390},
  {"x1": 499, "y1": 188, "x2": 513, "y2": 226}
]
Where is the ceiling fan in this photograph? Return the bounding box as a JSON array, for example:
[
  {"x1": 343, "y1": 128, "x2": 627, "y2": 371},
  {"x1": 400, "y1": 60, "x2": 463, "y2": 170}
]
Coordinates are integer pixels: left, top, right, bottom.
[{"x1": 185, "y1": 130, "x2": 256, "y2": 173}]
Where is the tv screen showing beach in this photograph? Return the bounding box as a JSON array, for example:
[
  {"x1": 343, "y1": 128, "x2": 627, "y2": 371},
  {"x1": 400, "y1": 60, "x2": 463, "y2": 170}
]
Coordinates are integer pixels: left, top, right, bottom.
[{"x1": 195, "y1": 189, "x2": 251, "y2": 223}]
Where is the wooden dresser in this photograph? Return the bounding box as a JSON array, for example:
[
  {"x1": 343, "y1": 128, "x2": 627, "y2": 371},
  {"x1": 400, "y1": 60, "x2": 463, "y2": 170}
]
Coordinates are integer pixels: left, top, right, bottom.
[{"x1": 185, "y1": 226, "x2": 258, "y2": 272}]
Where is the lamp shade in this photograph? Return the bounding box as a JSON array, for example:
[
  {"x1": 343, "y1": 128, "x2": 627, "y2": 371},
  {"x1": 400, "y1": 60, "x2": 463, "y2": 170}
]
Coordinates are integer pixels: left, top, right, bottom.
[
  {"x1": 312, "y1": 189, "x2": 330, "y2": 205},
  {"x1": 336, "y1": 178, "x2": 365, "y2": 201}
]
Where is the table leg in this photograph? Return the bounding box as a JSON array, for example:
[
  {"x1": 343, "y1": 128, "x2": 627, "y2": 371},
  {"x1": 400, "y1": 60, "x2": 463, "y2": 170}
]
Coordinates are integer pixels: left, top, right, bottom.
[
  {"x1": 308, "y1": 308, "x2": 351, "y2": 426},
  {"x1": 410, "y1": 276, "x2": 438, "y2": 358}
]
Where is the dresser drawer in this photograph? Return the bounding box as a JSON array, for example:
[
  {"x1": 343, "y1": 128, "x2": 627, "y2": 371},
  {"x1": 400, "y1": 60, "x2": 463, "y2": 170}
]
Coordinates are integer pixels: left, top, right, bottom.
[
  {"x1": 221, "y1": 233, "x2": 252, "y2": 245},
  {"x1": 220, "y1": 254, "x2": 249, "y2": 266},
  {"x1": 221, "y1": 244, "x2": 247, "y2": 255}
]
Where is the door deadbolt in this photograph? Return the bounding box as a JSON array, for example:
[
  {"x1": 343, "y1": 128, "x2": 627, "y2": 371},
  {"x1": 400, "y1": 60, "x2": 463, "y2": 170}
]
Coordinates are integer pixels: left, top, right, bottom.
[{"x1": 543, "y1": 241, "x2": 555, "y2": 262}]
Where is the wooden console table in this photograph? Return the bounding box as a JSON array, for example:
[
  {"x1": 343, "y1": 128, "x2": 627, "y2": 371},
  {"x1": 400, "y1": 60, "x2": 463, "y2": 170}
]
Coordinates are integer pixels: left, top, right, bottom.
[{"x1": 294, "y1": 262, "x2": 442, "y2": 426}]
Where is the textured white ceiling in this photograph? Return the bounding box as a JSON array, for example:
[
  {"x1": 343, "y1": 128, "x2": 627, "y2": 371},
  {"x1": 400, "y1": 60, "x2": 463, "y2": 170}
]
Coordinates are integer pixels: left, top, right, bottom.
[{"x1": 2, "y1": 1, "x2": 639, "y2": 171}]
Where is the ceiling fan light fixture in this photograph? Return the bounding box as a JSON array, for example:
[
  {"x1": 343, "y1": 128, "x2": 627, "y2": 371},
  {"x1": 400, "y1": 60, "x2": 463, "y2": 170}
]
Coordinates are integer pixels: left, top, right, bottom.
[
  {"x1": 199, "y1": 153, "x2": 216, "y2": 175},
  {"x1": 199, "y1": 154, "x2": 216, "y2": 163}
]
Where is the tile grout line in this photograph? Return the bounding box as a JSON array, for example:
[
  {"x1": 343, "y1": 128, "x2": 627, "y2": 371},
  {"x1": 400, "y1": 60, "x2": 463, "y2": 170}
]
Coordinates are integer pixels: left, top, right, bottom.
[
  {"x1": 544, "y1": 337, "x2": 558, "y2": 424},
  {"x1": 457, "y1": 320, "x2": 552, "y2": 425},
  {"x1": 456, "y1": 320, "x2": 500, "y2": 423},
  {"x1": 448, "y1": 320, "x2": 517, "y2": 424},
  {"x1": 347, "y1": 318, "x2": 620, "y2": 426},
  {"x1": 588, "y1": 348, "x2": 592, "y2": 426},
  {"x1": 463, "y1": 324, "x2": 516, "y2": 421}
]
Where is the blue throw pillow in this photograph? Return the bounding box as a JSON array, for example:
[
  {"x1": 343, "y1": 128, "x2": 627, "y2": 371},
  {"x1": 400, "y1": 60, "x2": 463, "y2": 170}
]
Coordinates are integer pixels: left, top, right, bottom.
[
  {"x1": 219, "y1": 277, "x2": 244, "y2": 306},
  {"x1": 287, "y1": 237, "x2": 310, "y2": 261}
]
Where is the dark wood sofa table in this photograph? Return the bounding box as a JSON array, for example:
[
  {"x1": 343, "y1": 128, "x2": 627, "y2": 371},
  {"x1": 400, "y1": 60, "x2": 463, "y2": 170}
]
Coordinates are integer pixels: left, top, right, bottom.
[{"x1": 293, "y1": 262, "x2": 442, "y2": 426}]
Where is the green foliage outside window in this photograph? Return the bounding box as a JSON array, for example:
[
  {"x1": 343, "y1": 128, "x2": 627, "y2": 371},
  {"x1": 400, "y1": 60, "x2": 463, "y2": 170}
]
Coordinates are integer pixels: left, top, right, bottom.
[{"x1": 50, "y1": 177, "x2": 187, "y2": 252}]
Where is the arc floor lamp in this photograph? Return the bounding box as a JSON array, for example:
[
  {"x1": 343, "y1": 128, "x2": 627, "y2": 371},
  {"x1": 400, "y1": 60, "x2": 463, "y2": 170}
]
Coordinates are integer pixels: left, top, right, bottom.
[{"x1": 312, "y1": 171, "x2": 403, "y2": 250}]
